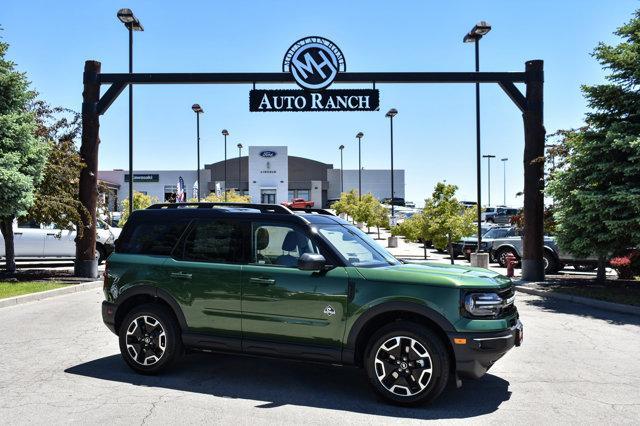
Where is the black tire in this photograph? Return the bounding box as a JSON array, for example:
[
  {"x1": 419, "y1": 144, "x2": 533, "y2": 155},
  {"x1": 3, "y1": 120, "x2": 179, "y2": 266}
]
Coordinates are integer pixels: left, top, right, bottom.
[
  {"x1": 364, "y1": 321, "x2": 449, "y2": 406},
  {"x1": 496, "y1": 247, "x2": 518, "y2": 268},
  {"x1": 543, "y1": 251, "x2": 560, "y2": 274},
  {"x1": 119, "y1": 303, "x2": 183, "y2": 375},
  {"x1": 96, "y1": 244, "x2": 106, "y2": 265}
]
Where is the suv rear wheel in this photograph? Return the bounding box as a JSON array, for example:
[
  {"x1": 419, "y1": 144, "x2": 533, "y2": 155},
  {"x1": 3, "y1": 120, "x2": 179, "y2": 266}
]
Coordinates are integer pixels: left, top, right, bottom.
[
  {"x1": 496, "y1": 247, "x2": 518, "y2": 267},
  {"x1": 119, "y1": 304, "x2": 182, "y2": 374},
  {"x1": 364, "y1": 321, "x2": 449, "y2": 405},
  {"x1": 543, "y1": 251, "x2": 560, "y2": 274}
]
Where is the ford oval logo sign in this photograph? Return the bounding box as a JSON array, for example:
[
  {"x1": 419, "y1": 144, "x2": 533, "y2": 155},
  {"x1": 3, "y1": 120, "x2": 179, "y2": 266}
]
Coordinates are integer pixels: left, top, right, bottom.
[{"x1": 260, "y1": 150, "x2": 277, "y2": 158}]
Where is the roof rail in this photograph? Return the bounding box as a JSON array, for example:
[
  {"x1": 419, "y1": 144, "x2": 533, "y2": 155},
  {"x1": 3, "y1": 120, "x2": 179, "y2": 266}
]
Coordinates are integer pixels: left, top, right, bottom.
[
  {"x1": 147, "y1": 202, "x2": 293, "y2": 214},
  {"x1": 289, "y1": 207, "x2": 336, "y2": 216}
]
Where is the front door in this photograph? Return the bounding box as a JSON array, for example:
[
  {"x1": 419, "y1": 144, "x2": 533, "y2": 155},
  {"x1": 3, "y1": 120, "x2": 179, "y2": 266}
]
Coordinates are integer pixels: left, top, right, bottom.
[
  {"x1": 13, "y1": 220, "x2": 45, "y2": 257},
  {"x1": 260, "y1": 189, "x2": 276, "y2": 204},
  {"x1": 42, "y1": 224, "x2": 76, "y2": 257},
  {"x1": 165, "y1": 218, "x2": 246, "y2": 343},
  {"x1": 242, "y1": 222, "x2": 349, "y2": 360}
]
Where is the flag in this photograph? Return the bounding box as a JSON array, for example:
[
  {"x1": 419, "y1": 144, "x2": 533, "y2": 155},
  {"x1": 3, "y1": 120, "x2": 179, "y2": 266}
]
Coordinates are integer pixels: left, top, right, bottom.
[{"x1": 176, "y1": 176, "x2": 185, "y2": 203}]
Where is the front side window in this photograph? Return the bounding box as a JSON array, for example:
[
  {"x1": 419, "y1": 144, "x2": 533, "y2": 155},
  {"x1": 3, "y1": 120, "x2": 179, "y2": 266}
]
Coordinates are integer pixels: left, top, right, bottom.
[
  {"x1": 318, "y1": 225, "x2": 399, "y2": 267},
  {"x1": 252, "y1": 224, "x2": 318, "y2": 267},
  {"x1": 182, "y1": 220, "x2": 243, "y2": 263}
]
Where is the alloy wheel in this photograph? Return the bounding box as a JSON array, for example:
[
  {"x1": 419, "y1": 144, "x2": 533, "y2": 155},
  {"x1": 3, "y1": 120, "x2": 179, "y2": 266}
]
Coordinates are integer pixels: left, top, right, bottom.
[
  {"x1": 374, "y1": 336, "x2": 433, "y2": 397},
  {"x1": 125, "y1": 315, "x2": 167, "y2": 366}
]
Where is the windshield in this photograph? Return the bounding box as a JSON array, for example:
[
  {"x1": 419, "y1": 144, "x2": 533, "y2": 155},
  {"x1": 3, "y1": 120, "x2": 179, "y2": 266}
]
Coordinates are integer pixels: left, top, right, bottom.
[{"x1": 317, "y1": 225, "x2": 400, "y2": 267}]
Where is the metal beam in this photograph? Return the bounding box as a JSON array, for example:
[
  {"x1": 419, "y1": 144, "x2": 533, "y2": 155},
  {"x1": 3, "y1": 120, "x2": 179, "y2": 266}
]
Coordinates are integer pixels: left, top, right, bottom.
[
  {"x1": 98, "y1": 71, "x2": 526, "y2": 85},
  {"x1": 96, "y1": 82, "x2": 127, "y2": 115},
  {"x1": 499, "y1": 81, "x2": 527, "y2": 113}
]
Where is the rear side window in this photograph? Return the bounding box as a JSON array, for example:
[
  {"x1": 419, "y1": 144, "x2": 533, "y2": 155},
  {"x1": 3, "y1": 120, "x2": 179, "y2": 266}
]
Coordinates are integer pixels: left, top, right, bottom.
[
  {"x1": 181, "y1": 220, "x2": 244, "y2": 263},
  {"x1": 117, "y1": 219, "x2": 190, "y2": 255}
]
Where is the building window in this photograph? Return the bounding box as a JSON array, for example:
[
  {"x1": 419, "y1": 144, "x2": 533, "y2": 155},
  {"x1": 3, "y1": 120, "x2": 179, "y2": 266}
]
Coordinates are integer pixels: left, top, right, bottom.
[{"x1": 288, "y1": 189, "x2": 310, "y2": 200}]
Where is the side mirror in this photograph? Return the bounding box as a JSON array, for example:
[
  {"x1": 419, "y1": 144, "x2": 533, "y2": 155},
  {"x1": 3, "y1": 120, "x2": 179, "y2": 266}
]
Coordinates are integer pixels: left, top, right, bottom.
[{"x1": 298, "y1": 253, "x2": 326, "y2": 271}]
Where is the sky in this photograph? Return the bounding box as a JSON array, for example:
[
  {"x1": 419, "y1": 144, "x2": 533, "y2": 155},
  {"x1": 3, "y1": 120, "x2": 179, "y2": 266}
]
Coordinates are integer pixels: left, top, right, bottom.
[{"x1": 2, "y1": 0, "x2": 637, "y2": 207}]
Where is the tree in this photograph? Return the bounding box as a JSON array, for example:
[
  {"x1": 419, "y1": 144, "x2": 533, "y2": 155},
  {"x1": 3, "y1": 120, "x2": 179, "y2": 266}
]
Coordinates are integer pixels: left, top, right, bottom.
[
  {"x1": 356, "y1": 193, "x2": 379, "y2": 233},
  {"x1": 202, "y1": 189, "x2": 251, "y2": 203},
  {"x1": 422, "y1": 182, "x2": 475, "y2": 264},
  {"x1": 119, "y1": 192, "x2": 159, "y2": 226},
  {"x1": 332, "y1": 190, "x2": 359, "y2": 221},
  {"x1": 0, "y1": 39, "x2": 49, "y2": 275},
  {"x1": 27, "y1": 102, "x2": 89, "y2": 234},
  {"x1": 392, "y1": 213, "x2": 429, "y2": 259},
  {"x1": 371, "y1": 202, "x2": 390, "y2": 240},
  {"x1": 547, "y1": 10, "x2": 640, "y2": 280}
]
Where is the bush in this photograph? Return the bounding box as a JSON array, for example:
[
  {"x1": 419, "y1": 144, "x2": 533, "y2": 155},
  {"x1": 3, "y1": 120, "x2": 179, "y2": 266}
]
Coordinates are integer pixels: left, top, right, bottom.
[{"x1": 610, "y1": 250, "x2": 640, "y2": 280}]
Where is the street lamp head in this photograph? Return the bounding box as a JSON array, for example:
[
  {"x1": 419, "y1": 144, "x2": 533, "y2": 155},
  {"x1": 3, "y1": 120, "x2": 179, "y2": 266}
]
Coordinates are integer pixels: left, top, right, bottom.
[
  {"x1": 501, "y1": 157, "x2": 508, "y2": 162},
  {"x1": 385, "y1": 108, "x2": 398, "y2": 118},
  {"x1": 237, "y1": 143, "x2": 243, "y2": 149},
  {"x1": 117, "y1": 9, "x2": 143, "y2": 31},
  {"x1": 463, "y1": 21, "x2": 490, "y2": 43},
  {"x1": 356, "y1": 132, "x2": 364, "y2": 139},
  {"x1": 483, "y1": 154, "x2": 496, "y2": 159},
  {"x1": 339, "y1": 145, "x2": 345, "y2": 150},
  {"x1": 191, "y1": 103, "x2": 203, "y2": 113},
  {"x1": 221, "y1": 129, "x2": 229, "y2": 136}
]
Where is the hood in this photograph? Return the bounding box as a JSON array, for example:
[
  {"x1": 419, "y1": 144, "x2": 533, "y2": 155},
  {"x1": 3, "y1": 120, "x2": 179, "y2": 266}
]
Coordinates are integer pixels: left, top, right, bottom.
[{"x1": 356, "y1": 261, "x2": 511, "y2": 289}]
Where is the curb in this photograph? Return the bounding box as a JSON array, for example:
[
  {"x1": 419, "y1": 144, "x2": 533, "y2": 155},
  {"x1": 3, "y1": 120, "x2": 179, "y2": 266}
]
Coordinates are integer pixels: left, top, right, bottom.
[
  {"x1": 0, "y1": 280, "x2": 102, "y2": 309},
  {"x1": 514, "y1": 284, "x2": 640, "y2": 316}
]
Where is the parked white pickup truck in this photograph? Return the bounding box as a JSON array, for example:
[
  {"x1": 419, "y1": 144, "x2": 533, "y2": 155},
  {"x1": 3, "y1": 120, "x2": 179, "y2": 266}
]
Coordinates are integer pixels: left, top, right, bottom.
[{"x1": 0, "y1": 219, "x2": 115, "y2": 264}]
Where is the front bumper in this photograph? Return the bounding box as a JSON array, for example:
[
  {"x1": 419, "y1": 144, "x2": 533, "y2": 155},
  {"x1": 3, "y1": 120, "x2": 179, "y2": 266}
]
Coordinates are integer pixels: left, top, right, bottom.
[
  {"x1": 102, "y1": 301, "x2": 117, "y2": 334},
  {"x1": 448, "y1": 319, "x2": 523, "y2": 379}
]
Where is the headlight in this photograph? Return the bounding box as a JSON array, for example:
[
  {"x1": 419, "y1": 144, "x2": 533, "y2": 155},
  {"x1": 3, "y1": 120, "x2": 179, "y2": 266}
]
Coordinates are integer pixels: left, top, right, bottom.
[
  {"x1": 479, "y1": 242, "x2": 489, "y2": 250},
  {"x1": 464, "y1": 292, "x2": 503, "y2": 317}
]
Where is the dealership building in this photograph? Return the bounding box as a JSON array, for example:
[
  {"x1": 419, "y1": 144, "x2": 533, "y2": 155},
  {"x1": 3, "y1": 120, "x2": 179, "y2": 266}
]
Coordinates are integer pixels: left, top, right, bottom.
[{"x1": 98, "y1": 146, "x2": 404, "y2": 211}]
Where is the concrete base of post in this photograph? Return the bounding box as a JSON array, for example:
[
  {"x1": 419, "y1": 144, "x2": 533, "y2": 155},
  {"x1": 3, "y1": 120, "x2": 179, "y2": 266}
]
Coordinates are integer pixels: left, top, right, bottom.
[
  {"x1": 521, "y1": 259, "x2": 545, "y2": 281},
  {"x1": 356, "y1": 222, "x2": 364, "y2": 229},
  {"x1": 74, "y1": 259, "x2": 99, "y2": 279},
  {"x1": 388, "y1": 236, "x2": 398, "y2": 248},
  {"x1": 470, "y1": 253, "x2": 490, "y2": 269}
]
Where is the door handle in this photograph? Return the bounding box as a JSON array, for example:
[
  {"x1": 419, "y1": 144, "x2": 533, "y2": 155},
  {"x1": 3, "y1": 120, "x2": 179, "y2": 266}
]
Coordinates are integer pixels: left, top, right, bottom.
[
  {"x1": 250, "y1": 277, "x2": 276, "y2": 286},
  {"x1": 170, "y1": 272, "x2": 192, "y2": 280},
  {"x1": 46, "y1": 233, "x2": 56, "y2": 236},
  {"x1": 13, "y1": 232, "x2": 23, "y2": 236}
]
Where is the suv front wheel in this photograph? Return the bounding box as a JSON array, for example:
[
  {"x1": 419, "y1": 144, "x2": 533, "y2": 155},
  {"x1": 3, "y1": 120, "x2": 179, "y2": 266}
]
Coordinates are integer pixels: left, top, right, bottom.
[
  {"x1": 119, "y1": 304, "x2": 182, "y2": 374},
  {"x1": 364, "y1": 321, "x2": 449, "y2": 405}
]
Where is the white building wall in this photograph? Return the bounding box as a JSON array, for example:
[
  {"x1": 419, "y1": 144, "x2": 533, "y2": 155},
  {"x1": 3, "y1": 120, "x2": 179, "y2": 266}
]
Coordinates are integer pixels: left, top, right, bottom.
[
  {"x1": 98, "y1": 169, "x2": 210, "y2": 211},
  {"x1": 248, "y1": 146, "x2": 289, "y2": 204},
  {"x1": 327, "y1": 169, "x2": 405, "y2": 200}
]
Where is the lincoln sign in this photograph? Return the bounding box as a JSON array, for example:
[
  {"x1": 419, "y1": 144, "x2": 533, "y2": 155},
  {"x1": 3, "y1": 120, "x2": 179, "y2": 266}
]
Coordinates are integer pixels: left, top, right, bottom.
[{"x1": 249, "y1": 36, "x2": 380, "y2": 112}]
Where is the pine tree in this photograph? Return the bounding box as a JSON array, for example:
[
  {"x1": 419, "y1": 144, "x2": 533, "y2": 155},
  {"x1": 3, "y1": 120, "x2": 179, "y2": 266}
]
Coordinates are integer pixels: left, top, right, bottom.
[
  {"x1": 547, "y1": 10, "x2": 640, "y2": 280},
  {"x1": 0, "y1": 39, "x2": 49, "y2": 275}
]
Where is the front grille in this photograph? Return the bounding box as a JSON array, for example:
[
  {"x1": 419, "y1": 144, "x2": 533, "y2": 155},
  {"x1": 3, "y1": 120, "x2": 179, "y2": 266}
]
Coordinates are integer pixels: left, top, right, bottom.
[{"x1": 497, "y1": 285, "x2": 517, "y2": 318}]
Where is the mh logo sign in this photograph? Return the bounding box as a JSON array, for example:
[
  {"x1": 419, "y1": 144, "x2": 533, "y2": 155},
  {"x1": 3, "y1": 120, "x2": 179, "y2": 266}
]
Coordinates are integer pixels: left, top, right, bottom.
[{"x1": 283, "y1": 37, "x2": 346, "y2": 91}]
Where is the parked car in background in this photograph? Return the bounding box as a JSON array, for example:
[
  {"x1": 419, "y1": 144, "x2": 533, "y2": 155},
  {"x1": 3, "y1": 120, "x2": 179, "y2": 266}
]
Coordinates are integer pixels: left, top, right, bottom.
[
  {"x1": 486, "y1": 207, "x2": 519, "y2": 224},
  {"x1": 326, "y1": 198, "x2": 340, "y2": 208},
  {"x1": 451, "y1": 224, "x2": 500, "y2": 258},
  {"x1": 0, "y1": 219, "x2": 115, "y2": 264},
  {"x1": 281, "y1": 198, "x2": 314, "y2": 209},
  {"x1": 404, "y1": 201, "x2": 416, "y2": 208},
  {"x1": 489, "y1": 234, "x2": 598, "y2": 274},
  {"x1": 98, "y1": 218, "x2": 122, "y2": 240},
  {"x1": 382, "y1": 197, "x2": 406, "y2": 206},
  {"x1": 459, "y1": 225, "x2": 516, "y2": 260},
  {"x1": 481, "y1": 207, "x2": 497, "y2": 222}
]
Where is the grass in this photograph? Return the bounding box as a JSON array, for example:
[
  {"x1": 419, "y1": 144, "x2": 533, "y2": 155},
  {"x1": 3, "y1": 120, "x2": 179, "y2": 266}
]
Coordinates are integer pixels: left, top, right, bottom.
[
  {"x1": 546, "y1": 279, "x2": 640, "y2": 307},
  {"x1": 0, "y1": 281, "x2": 69, "y2": 299}
]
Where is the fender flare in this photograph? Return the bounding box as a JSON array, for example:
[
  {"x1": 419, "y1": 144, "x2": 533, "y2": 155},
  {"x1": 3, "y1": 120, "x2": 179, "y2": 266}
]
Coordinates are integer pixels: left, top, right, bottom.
[
  {"x1": 115, "y1": 285, "x2": 188, "y2": 331},
  {"x1": 343, "y1": 301, "x2": 455, "y2": 364}
]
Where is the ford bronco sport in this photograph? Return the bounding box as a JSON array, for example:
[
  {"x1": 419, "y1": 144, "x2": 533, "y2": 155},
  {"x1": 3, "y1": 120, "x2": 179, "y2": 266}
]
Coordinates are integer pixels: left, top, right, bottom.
[{"x1": 102, "y1": 203, "x2": 522, "y2": 405}]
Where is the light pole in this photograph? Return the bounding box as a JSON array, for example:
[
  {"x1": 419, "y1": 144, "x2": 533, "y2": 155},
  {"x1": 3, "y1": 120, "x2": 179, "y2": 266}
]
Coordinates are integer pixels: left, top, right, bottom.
[
  {"x1": 237, "y1": 143, "x2": 243, "y2": 194},
  {"x1": 483, "y1": 154, "x2": 496, "y2": 206},
  {"x1": 501, "y1": 157, "x2": 508, "y2": 206},
  {"x1": 192, "y1": 104, "x2": 204, "y2": 201},
  {"x1": 338, "y1": 145, "x2": 345, "y2": 193},
  {"x1": 464, "y1": 21, "x2": 491, "y2": 250},
  {"x1": 385, "y1": 109, "x2": 398, "y2": 220},
  {"x1": 355, "y1": 132, "x2": 364, "y2": 199},
  {"x1": 221, "y1": 129, "x2": 229, "y2": 201},
  {"x1": 117, "y1": 8, "x2": 143, "y2": 215}
]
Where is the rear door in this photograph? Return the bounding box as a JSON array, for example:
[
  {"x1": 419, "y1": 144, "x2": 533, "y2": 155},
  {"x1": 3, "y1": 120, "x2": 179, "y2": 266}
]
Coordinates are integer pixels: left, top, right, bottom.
[
  {"x1": 165, "y1": 218, "x2": 246, "y2": 343},
  {"x1": 13, "y1": 220, "x2": 45, "y2": 257},
  {"x1": 241, "y1": 221, "x2": 348, "y2": 361}
]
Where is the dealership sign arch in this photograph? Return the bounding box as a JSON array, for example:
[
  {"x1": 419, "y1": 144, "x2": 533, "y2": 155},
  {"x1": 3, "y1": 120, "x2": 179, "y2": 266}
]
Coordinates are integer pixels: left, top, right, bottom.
[{"x1": 78, "y1": 36, "x2": 546, "y2": 282}]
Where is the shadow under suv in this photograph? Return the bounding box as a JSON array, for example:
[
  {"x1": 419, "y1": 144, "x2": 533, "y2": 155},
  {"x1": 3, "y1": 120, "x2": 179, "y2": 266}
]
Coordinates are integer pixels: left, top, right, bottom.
[{"x1": 102, "y1": 203, "x2": 522, "y2": 405}]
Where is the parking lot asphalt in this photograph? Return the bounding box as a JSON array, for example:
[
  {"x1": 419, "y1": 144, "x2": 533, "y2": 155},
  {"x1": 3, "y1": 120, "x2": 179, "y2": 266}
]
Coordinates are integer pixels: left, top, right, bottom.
[{"x1": 0, "y1": 288, "x2": 639, "y2": 425}]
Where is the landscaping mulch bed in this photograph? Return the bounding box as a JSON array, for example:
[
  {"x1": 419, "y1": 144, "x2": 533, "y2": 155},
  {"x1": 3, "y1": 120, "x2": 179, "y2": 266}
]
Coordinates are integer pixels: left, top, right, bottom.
[{"x1": 539, "y1": 276, "x2": 640, "y2": 307}]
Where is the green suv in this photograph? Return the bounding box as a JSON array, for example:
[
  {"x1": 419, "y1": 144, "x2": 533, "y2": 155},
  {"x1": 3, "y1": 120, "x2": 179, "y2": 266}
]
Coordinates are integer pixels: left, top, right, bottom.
[{"x1": 102, "y1": 203, "x2": 522, "y2": 405}]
